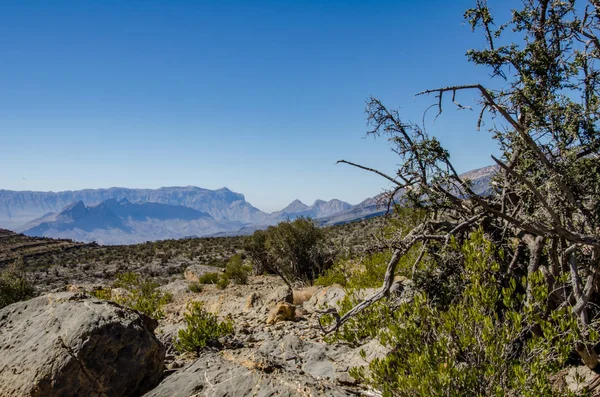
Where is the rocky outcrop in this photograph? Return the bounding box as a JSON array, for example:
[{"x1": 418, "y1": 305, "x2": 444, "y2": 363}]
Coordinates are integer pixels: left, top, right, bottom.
[
  {"x1": 184, "y1": 264, "x2": 223, "y2": 282},
  {"x1": 0, "y1": 292, "x2": 165, "y2": 397},
  {"x1": 144, "y1": 349, "x2": 355, "y2": 397}
]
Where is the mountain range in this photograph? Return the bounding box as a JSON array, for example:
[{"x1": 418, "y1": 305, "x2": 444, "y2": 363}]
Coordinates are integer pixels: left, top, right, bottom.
[{"x1": 0, "y1": 165, "x2": 497, "y2": 244}]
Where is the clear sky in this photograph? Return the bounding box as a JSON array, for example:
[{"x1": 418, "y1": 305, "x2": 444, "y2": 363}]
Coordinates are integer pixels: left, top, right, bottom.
[{"x1": 0, "y1": 0, "x2": 517, "y2": 212}]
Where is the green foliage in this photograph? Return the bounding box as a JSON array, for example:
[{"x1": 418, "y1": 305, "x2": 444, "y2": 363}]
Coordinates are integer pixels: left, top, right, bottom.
[
  {"x1": 93, "y1": 272, "x2": 172, "y2": 319},
  {"x1": 188, "y1": 282, "x2": 202, "y2": 293},
  {"x1": 91, "y1": 287, "x2": 112, "y2": 300},
  {"x1": 246, "y1": 217, "x2": 329, "y2": 284},
  {"x1": 216, "y1": 273, "x2": 230, "y2": 289},
  {"x1": 225, "y1": 254, "x2": 251, "y2": 285},
  {"x1": 175, "y1": 301, "x2": 234, "y2": 353},
  {"x1": 336, "y1": 232, "x2": 590, "y2": 396},
  {"x1": 314, "y1": 266, "x2": 347, "y2": 287},
  {"x1": 0, "y1": 257, "x2": 34, "y2": 309},
  {"x1": 198, "y1": 272, "x2": 221, "y2": 284}
]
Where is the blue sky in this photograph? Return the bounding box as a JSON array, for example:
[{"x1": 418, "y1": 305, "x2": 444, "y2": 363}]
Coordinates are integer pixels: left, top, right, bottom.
[{"x1": 0, "y1": 0, "x2": 517, "y2": 212}]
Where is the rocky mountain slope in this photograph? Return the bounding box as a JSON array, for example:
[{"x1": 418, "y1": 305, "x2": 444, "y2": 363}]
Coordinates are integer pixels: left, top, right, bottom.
[{"x1": 0, "y1": 227, "x2": 86, "y2": 267}]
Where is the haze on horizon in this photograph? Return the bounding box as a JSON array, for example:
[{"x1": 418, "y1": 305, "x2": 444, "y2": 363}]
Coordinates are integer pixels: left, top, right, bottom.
[{"x1": 0, "y1": 0, "x2": 512, "y2": 212}]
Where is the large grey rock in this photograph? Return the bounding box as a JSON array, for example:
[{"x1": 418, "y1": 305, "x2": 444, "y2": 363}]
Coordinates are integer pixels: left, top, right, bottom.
[
  {"x1": 303, "y1": 285, "x2": 346, "y2": 312},
  {"x1": 265, "y1": 285, "x2": 293, "y2": 307},
  {"x1": 0, "y1": 292, "x2": 165, "y2": 397},
  {"x1": 144, "y1": 350, "x2": 354, "y2": 397}
]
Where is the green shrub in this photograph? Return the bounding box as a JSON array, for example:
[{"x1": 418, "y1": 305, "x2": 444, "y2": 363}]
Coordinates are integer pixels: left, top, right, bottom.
[
  {"x1": 0, "y1": 258, "x2": 34, "y2": 309},
  {"x1": 314, "y1": 266, "x2": 347, "y2": 287},
  {"x1": 198, "y1": 272, "x2": 221, "y2": 284},
  {"x1": 91, "y1": 287, "x2": 112, "y2": 300},
  {"x1": 225, "y1": 254, "x2": 251, "y2": 285},
  {"x1": 175, "y1": 301, "x2": 234, "y2": 353},
  {"x1": 188, "y1": 282, "x2": 202, "y2": 293},
  {"x1": 216, "y1": 273, "x2": 230, "y2": 289},
  {"x1": 332, "y1": 232, "x2": 590, "y2": 396},
  {"x1": 94, "y1": 272, "x2": 171, "y2": 319},
  {"x1": 246, "y1": 217, "x2": 330, "y2": 284}
]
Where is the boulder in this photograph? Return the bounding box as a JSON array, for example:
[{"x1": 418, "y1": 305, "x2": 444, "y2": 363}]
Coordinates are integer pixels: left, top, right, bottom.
[
  {"x1": 0, "y1": 292, "x2": 165, "y2": 397},
  {"x1": 304, "y1": 285, "x2": 346, "y2": 312},
  {"x1": 183, "y1": 264, "x2": 223, "y2": 282},
  {"x1": 158, "y1": 279, "x2": 191, "y2": 297},
  {"x1": 266, "y1": 302, "x2": 295, "y2": 325},
  {"x1": 265, "y1": 285, "x2": 293, "y2": 307}
]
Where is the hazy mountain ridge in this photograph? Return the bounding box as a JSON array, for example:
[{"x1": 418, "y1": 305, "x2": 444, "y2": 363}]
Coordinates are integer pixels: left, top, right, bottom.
[
  {"x1": 0, "y1": 186, "x2": 267, "y2": 230},
  {"x1": 1, "y1": 165, "x2": 497, "y2": 244},
  {"x1": 22, "y1": 198, "x2": 242, "y2": 245},
  {"x1": 271, "y1": 198, "x2": 353, "y2": 221}
]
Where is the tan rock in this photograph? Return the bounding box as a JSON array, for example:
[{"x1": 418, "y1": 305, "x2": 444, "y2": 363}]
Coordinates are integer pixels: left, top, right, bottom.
[
  {"x1": 266, "y1": 302, "x2": 295, "y2": 325},
  {"x1": 245, "y1": 291, "x2": 261, "y2": 310}
]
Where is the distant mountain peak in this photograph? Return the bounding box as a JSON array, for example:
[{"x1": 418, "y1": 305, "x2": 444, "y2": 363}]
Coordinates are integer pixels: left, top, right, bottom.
[
  {"x1": 281, "y1": 199, "x2": 310, "y2": 213},
  {"x1": 62, "y1": 200, "x2": 85, "y2": 211}
]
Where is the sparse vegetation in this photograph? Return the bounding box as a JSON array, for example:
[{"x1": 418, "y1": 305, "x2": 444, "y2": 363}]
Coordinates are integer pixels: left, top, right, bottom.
[
  {"x1": 93, "y1": 272, "x2": 172, "y2": 319},
  {"x1": 0, "y1": 257, "x2": 34, "y2": 309},
  {"x1": 216, "y1": 273, "x2": 230, "y2": 289},
  {"x1": 188, "y1": 282, "x2": 202, "y2": 293},
  {"x1": 174, "y1": 301, "x2": 234, "y2": 353}
]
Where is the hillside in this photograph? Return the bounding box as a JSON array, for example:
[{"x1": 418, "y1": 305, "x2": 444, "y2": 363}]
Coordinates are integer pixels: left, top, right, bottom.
[{"x1": 0, "y1": 228, "x2": 87, "y2": 268}]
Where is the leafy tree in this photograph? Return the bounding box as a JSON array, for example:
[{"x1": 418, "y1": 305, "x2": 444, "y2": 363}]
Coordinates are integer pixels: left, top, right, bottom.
[{"x1": 246, "y1": 217, "x2": 330, "y2": 285}]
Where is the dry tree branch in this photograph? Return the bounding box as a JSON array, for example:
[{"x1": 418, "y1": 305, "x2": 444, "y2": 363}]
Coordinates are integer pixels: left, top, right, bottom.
[{"x1": 336, "y1": 160, "x2": 402, "y2": 187}]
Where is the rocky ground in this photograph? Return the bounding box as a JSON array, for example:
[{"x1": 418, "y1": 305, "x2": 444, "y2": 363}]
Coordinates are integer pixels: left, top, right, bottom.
[
  {"x1": 151, "y1": 274, "x2": 386, "y2": 397},
  {"x1": 0, "y1": 263, "x2": 388, "y2": 396}
]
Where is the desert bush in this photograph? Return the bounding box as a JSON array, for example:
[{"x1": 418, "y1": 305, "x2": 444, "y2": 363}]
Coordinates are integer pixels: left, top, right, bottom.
[
  {"x1": 92, "y1": 287, "x2": 112, "y2": 300},
  {"x1": 175, "y1": 301, "x2": 234, "y2": 353},
  {"x1": 216, "y1": 273, "x2": 230, "y2": 289},
  {"x1": 314, "y1": 265, "x2": 347, "y2": 287},
  {"x1": 225, "y1": 254, "x2": 251, "y2": 285},
  {"x1": 246, "y1": 217, "x2": 330, "y2": 285},
  {"x1": 198, "y1": 272, "x2": 221, "y2": 284},
  {"x1": 0, "y1": 258, "x2": 34, "y2": 309},
  {"x1": 93, "y1": 272, "x2": 171, "y2": 319},
  {"x1": 188, "y1": 282, "x2": 202, "y2": 293}
]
